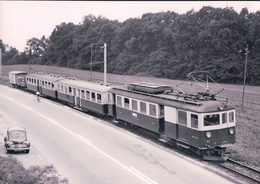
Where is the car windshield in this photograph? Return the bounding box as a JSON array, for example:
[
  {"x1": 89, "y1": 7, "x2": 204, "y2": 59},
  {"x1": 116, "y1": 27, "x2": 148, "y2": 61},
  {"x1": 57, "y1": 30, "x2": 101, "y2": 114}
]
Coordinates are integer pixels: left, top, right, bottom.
[{"x1": 9, "y1": 130, "x2": 26, "y2": 142}]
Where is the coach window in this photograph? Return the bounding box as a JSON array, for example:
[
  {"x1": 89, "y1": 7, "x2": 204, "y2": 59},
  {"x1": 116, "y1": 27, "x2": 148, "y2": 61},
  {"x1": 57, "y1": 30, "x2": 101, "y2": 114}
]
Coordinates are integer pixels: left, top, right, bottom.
[
  {"x1": 91, "y1": 92, "x2": 96, "y2": 102},
  {"x1": 48, "y1": 82, "x2": 50, "y2": 88},
  {"x1": 81, "y1": 90, "x2": 85, "y2": 99},
  {"x1": 116, "y1": 96, "x2": 122, "y2": 107},
  {"x1": 222, "y1": 113, "x2": 227, "y2": 124},
  {"x1": 97, "y1": 93, "x2": 102, "y2": 103},
  {"x1": 149, "y1": 104, "x2": 157, "y2": 117},
  {"x1": 132, "y1": 99, "x2": 138, "y2": 111},
  {"x1": 204, "y1": 114, "x2": 220, "y2": 126},
  {"x1": 68, "y1": 87, "x2": 72, "y2": 94},
  {"x1": 45, "y1": 81, "x2": 47, "y2": 87},
  {"x1": 34, "y1": 79, "x2": 36, "y2": 84},
  {"x1": 229, "y1": 111, "x2": 234, "y2": 123},
  {"x1": 140, "y1": 102, "x2": 147, "y2": 114},
  {"x1": 191, "y1": 114, "x2": 198, "y2": 128},
  {"x1": 86, "y1": 91, "x2": 90, "y2": 100},
  {"x1": 42, "y1": 81, "x2": 44, "y2": 86},
  {"x1": 178, "y1": 110, "x2": 187, "y2": 126},
  {"x1": 124, "y1": 98, "x2": 130, "y2": 109},
  {"x1": 51, "y1": 83, "x2": 54, "y2": 89},
  {"x1": 64, "y1": 86, "x2": 68, "y2": 94}
]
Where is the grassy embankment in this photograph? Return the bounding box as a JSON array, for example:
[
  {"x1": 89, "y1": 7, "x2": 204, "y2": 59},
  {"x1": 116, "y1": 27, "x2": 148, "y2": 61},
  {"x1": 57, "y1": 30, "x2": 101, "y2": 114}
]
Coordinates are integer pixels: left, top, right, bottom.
[{"x1": 1, "y1": 64, "x2": 259, "y2": 168}]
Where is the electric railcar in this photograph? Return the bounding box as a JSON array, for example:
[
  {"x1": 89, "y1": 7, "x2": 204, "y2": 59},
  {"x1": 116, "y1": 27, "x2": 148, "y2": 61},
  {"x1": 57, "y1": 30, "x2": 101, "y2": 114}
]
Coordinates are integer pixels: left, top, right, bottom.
[{"x1": 9, "y1": 71, "x2": 236, "y2": 160}]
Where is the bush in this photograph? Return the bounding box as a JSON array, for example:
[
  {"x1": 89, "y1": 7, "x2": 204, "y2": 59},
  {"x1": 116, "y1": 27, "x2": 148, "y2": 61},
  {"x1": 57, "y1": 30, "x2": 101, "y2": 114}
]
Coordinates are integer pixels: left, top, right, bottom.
[{"x1": 0, "y1": 156, "x2": 68, "y2": 184}]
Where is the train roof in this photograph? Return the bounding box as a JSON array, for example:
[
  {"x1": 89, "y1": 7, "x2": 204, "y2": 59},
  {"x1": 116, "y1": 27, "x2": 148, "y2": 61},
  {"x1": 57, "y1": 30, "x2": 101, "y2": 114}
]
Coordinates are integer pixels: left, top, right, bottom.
[
  {"x1": 9, "y1": 71, "x2": 28, "y2": 75},
  {"x1": 27, "y1": 72, "x2": 64, "y2": 82},
  {"x1": 112, "y1": 85, "x2": 234, "y2": 113},
  {"x1": 57, "y1": 79, "x2": 113, "y2": 93}
]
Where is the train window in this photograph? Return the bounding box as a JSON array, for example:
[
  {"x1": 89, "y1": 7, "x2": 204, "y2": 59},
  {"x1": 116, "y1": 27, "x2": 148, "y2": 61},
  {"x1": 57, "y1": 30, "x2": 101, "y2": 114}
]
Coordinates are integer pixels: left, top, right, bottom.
[
  {"x1": 204, "y1": 114, "x2": 220, "y2": 126},
  {"x1": 178, "y1": 111, "x2": 187, "y2": 126},
  {"x1": 45, "y1": 81, "x2": 47, "y2": 87},
  {"x1": 61, "y1": 85, "x2": 64, "y2": 92},
  {"x1": 97, "y1": 93, "x2": 101, "y2": 103},
  {"x1": 86, "y1": 91, "x2": 90, "y2": 100},
  {"x1": 51, "y1": 83, "x2": 54, "y2": 89},
  {"x1": 34, "y1": 79, "x2": 36, "y2": 84},
  {"x1": 191, "y1": 114, "x2": 198, "y2": 128},
  {"x1": 81, "y1": 90, "x2": 85, "y2": 99},
  {"x1": 64, "y1": 86, "x2": 68, "y2": 93},
  {"x1": 149, "y1": 104, "x2": 157, "y2": 117},
  {"x1": 140, "y1": 102, "x2": 147, "y2": 114},
  {"x1": 91, "y1": 92, "x2": 96, "y2": 102},
  {"x1": 69, "y1": 87, "x2": 72, "y2": 93},
  {"x1": 48, "y1": 82, "x2": 51, "y2": 88},
  {"x1": 124, "y1": 98, "x2": 130, "y2": 109},
  {"x1": 42, "y1": 81, "x2": 44, "y2": 86},
  {"x1": 229, "y1": 112, "x2": 234, "y2": 123},
  {"x1": 222, "y1": 113, "x2": 227, "y2": 124},
  {"x1": 116, "y1": 96, "x2": 122, "y2": 107},
  {"x1": 132, "y1": 99, "x2": 138, "y2": 111}
]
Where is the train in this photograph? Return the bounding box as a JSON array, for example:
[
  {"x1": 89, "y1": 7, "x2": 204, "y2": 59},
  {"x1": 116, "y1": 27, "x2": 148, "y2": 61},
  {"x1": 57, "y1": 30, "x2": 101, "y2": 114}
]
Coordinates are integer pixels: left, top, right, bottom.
[{"x1": 8, "y1": 70, "x2": 236, "y2": 161}]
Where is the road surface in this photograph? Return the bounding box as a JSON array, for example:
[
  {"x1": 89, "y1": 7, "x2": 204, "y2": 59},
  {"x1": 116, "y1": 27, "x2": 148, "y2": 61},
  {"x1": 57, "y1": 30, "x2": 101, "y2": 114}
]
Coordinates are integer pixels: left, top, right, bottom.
[{"x1": 0, "y1": 84, "x2": 235, "y2": 184}]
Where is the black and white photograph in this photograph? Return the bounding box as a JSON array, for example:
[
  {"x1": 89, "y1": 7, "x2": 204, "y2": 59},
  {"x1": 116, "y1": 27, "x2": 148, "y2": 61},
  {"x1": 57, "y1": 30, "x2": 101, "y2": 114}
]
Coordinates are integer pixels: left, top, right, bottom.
[{"x1": 0, "y1": 1, "x2": 260, "y2": 184}]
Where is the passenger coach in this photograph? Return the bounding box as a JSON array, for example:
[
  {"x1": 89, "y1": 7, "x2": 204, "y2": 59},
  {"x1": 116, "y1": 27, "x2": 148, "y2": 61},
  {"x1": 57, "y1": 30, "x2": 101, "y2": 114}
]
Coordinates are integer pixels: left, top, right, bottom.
[{"x1": 56, "y1": 79, "x2": 113, "y2": 115}]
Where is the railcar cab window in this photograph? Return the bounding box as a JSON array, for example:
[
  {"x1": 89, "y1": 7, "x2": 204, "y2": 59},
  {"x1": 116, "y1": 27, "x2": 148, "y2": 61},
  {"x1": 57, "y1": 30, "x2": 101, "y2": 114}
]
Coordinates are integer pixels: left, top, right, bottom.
[
  {"x1": 116, "y1": 96, "x2": 122, "y2": 107},
  {"x1": 191, "y1": 114, "x2": 198, "y2": 128},
  {"x1": 97, "y1": 93, "x2": 101, "y2": 103},
  {"x1": 124, "y1": 98, "x2": 130, "y2": 109},
  {"x1": 222, "y1": 113, "x2": 227, "y2": 124},
  {"x1": 140, "y1": 102, "x2": 147, "y2": 114},
  {"x1": 204, "y1": 114, "x2": 220, "y2": 126},
  {"x1": 178, "y1": 110, "x2": 187, "y2": 126},
  {"x1": 132, "y1": 99, "x2": 138, "y2": 111},
  {"x1": 229, "y1": 111, "x2": 234, "y2": 123}
]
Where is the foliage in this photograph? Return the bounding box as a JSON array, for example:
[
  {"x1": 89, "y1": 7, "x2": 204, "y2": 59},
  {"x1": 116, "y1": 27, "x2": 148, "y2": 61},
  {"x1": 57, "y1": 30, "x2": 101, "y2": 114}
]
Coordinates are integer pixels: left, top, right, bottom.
[
  {"x1": 2, "y1": 7, "x2": 260, "y2": 85},
  {"x1": 0, "y1": 156, "x2": 68, "y2": 184}
]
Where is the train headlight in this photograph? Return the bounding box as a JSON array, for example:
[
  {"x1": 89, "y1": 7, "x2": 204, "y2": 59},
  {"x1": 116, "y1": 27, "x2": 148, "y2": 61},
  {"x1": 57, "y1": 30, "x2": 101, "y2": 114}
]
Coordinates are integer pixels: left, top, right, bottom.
[
  {"x1": 229, "y1": 128, "x2": 234, "y2": 135},
  {"x1": 206, "y1": 132, "x2": 212, "y2": 138}
]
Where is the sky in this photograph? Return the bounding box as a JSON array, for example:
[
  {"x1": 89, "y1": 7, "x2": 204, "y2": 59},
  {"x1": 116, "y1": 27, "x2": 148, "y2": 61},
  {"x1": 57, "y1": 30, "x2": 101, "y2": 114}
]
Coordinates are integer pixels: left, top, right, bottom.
[{"x1": 1, "y1": 1, "x2": 260, "y2": 52}]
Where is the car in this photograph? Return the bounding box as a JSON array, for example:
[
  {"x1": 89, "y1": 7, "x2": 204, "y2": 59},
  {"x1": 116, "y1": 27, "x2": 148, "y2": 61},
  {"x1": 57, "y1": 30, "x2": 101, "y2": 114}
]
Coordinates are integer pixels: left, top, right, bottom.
[{"x1": 4, "y1": 127, "x2": 30, "y2": 154}]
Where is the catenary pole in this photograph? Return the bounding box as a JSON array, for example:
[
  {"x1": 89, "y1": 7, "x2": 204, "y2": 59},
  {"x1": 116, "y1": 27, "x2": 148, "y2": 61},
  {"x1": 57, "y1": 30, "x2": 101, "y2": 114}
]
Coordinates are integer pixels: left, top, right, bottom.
[
  {"x1": 242, "y1": 44, "x2": 249, "y2": 110},
  {"x1": 104, "y1": 43, "x2": 107, "y2": 86}
]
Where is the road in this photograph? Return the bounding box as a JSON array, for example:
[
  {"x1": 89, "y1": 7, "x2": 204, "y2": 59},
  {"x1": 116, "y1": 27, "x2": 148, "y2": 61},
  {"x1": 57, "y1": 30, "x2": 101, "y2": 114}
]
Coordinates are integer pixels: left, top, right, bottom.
[{"x1": 0, "y1": 84, "x2": 235, "y2": 184}]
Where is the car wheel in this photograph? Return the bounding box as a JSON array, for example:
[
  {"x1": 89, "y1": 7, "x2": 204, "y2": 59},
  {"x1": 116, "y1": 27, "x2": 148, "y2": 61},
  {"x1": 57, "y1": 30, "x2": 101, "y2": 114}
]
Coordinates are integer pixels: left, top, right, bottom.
[
  {"x1": 6, "y1": 149, "x2": 10, "y2": 154},
  {"x1": 26, "y1": 149, "x2": 30, "y2": 154}
]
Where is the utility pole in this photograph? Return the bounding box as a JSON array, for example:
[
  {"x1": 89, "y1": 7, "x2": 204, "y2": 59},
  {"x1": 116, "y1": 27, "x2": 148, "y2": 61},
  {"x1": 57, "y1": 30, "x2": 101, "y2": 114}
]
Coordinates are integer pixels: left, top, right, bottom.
[
  {"x1": 242, "y1": 44, "x2": 249, "y2": 110},
  {"x1": 90, "y1": 43, "x2": 93, "y2": 81},
  {"x1": 103, "y1": 43, "x2": 107, "y2": 86}
]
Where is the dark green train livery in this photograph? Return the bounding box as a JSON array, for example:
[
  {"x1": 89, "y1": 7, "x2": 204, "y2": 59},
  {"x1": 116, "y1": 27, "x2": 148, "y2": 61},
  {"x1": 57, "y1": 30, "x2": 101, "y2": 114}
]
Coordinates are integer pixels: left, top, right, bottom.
[{"x1": 10, "y1": 71, "x2": 236, "y2": 160}]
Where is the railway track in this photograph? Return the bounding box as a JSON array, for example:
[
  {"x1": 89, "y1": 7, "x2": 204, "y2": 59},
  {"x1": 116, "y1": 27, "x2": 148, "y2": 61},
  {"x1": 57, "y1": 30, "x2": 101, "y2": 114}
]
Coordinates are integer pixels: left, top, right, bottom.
[{"x1": 217, "y1": 158, "x2": 260, "y2": 183}]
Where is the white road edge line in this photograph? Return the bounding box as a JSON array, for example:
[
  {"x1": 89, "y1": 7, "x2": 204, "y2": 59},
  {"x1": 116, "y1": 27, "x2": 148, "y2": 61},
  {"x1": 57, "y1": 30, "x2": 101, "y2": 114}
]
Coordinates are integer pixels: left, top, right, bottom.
[
  {"x1": 36, "y1": 154, "x2": 45, "y2": 163},
  {"x1": 0, "y1": 93, "x2": 158, "y2": 184},
  {"x1": 129, "y1": 167, "x2": 158, "y2": 184}
]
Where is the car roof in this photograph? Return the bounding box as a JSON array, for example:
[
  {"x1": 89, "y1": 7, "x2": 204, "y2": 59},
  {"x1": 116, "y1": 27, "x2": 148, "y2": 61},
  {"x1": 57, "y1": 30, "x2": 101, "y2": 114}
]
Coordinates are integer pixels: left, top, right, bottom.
[{"x1": 8, "y1": 127, "x2": 26, "y2": 132}]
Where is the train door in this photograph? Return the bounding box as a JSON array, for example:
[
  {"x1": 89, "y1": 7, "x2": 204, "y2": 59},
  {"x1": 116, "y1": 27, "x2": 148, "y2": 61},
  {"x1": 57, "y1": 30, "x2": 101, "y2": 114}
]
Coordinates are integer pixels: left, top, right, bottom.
[
  {"x1": 73, "y1": 88, "x2": 80, "y2": 108},
  {"x1": 37, "y1": 80, "x2": 40, "y2": 92},
  {"x1": 176, "y1": 110, "x2": 188, "y2": 143}
]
